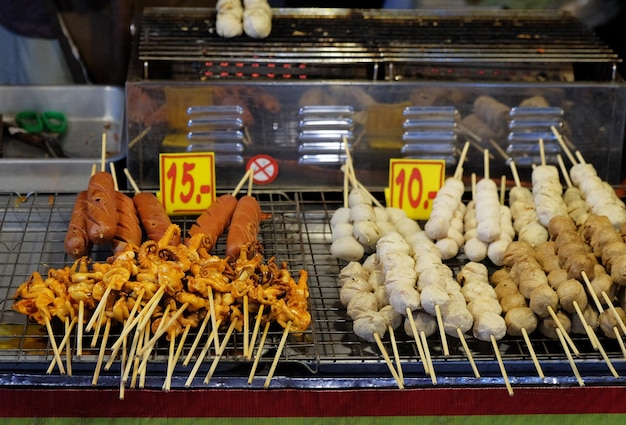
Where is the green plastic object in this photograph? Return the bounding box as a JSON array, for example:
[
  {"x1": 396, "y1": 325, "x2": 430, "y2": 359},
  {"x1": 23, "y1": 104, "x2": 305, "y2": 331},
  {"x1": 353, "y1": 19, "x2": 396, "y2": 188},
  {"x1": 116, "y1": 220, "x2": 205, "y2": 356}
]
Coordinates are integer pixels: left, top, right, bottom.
[
  {"x1": 15, "y1": 111, "x2": 44, "y2": 133},
  {"x1": 42, "y1": 111, "x2": 67, "y2": 133}
]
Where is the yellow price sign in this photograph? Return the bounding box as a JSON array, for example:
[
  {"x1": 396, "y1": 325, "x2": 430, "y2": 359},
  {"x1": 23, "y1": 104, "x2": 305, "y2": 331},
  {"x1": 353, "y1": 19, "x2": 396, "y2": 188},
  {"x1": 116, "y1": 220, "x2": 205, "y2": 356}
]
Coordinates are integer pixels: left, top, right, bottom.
[
  {"x1": 159, "y1": 152, "x2": 216, "y2": 215},
  {"x1": 388, "y1": 158, "x2": 445, "y2": 220}
]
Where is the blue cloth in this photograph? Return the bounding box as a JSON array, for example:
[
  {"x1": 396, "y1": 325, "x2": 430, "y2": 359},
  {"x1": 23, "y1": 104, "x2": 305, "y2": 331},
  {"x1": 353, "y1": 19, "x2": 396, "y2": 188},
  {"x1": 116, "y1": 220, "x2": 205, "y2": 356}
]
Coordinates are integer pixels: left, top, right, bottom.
[{"x1": 0, "y1": 25, "x2": 74, "y2": 84}]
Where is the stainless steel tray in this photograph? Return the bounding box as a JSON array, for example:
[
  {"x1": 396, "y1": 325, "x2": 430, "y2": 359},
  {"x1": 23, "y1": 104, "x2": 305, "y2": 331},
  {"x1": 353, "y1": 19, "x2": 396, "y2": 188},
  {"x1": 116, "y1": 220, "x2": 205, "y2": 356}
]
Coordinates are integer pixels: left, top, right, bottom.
[
  {"x1": 0, "y1": 191, "x2": 625, "y2": 391},
  {"x1": 0, "y1": 86, "x2": 125, "y2": 194}
]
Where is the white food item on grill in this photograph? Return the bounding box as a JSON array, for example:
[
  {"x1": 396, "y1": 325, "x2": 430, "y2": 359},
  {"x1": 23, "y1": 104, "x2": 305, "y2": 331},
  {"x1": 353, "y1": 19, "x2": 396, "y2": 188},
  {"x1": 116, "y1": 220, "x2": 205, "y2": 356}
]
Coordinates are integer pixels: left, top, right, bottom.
[
  {"x1": 377, "y1": 232, "x2": 411, "y2": 257},
  {"x1": 388, "y1": 283, "x2": 421, "y2": 313},
  {"x1": 379, "y1": 304, "x2": 403, "y2": 329},
  {"x1": 517, "y1": 221, "x2": 549, "y2": 249},
  {"x1": 339, "y1": 276, "x2": 372, "y2": 306},
  {"x1": 385, "y1": 207, "x2": 409, "y2": 224},
  {"x1": 373, "y1": 206, "x2": 390, "y2": 222},
  {"x1": 472, "y1": 311, "x2": 507, "y2": 341},
  {"x1": 353, "y1": 220, "x2": 382, "y2": 248},
  {"x1": 474, "y1": 178, "x2": 501, "y2": 243},
  {"x1": 435, "y1": 237, "x2": 459, "y2": 260},
  {"x1": 350, "y1": 203, "x2": 377, "y2": 223},
  {"x1": 395, "y1": 217, "x2": 421, "y2": 239},
  {"x1": 346, "y1": 291, "x2": 378, "y2": 319},
  {"x1": 348, "y1": 187, "x2": 371, "y2": 208},
  {"x1": 331, "y1": 222, "x2": 354, "y2": 242},
  {"x1": 467, "y1": 296, "x2": 502, "y2": 318},
  {"x1": 404, "y1": 310, "x2": 438, "y2": 337},
  {"x1": 215, "y1": 0, "x2": 244, "y2": 38},
  {"x1": 420, "y1": 283, "x2": 450, "y2": 316},
  {"x1": 339, "y1": 260, "x2": 368, "y2": 281},
  {"x1": 376, "y1": 220, "x2": 397, "y2": 237},
  {"x1": 441, "y1": 301, "x2": 474, "y2": 335},
  {"x1": 330, "y1": 207, "x2": 351, "y2": 228},
  {"x1": 242, "y1": 0, "x2": 272, "y2": 39},
  {"x1": 353, "y1": 311, "x2": 387, "y2": 342},
  {"x1": 531, "y1": 164, "x2": 568, "y2": 227},
  {"x1": 330, "y1": 235, "x2": 364, "y2": 261}
]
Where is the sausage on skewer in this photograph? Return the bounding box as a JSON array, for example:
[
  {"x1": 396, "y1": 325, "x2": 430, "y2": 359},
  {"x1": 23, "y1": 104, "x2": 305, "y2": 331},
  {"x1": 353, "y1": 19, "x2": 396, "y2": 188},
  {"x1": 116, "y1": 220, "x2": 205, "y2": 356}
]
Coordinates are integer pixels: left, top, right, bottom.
[
  {"x1": 187, "y1": 194, "x2": 238, "y2": 251},
  {"x1": 86, "y1": 171, "x2": 118, "y2": 245},
  {"x1": 133, "y1": 192, "x2": 180, "y2": 245},
  {"x1": 112, "y1": 191, "x2": 142, "y2": 253},
  {"x1": 64, "y1": 190, "x2": 92, "y2": 258},
  {"x1": 225, "y1": 195, "x2": 262, "y2": 259}
]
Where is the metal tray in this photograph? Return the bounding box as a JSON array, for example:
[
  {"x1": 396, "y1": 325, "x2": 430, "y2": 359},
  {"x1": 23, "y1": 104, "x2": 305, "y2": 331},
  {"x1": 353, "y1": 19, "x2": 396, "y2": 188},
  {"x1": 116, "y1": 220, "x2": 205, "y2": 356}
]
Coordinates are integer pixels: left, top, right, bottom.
[
  {"x1": 0, "y1": 86, "x2": 125, "y2": 194},
  {"x1": 1, "y1": 191, "x2": 626, "y2": 392}
]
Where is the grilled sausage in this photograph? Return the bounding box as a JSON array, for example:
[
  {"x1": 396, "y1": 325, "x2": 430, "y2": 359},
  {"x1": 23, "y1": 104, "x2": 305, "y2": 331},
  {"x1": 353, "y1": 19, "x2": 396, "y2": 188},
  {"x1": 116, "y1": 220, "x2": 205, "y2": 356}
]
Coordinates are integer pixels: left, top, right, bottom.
[
  {"x1": 133, "y1": 192, "x2": 179, "y2": 245},
  {"x1": 225, "y1": 195, "x2": 262, "y2": 258},
  {"x1": 187, "y1": 193, "x2": 238, "y2": 251},
  {"x1": 112, "y1": 191, "x2": 142, "y2": 253},
  {"x1": 86, "y1": 171, "x2": 118, "y2": 245},
  {"x1": 64, "y1": 190, "x2": 92, "y2": 258}
]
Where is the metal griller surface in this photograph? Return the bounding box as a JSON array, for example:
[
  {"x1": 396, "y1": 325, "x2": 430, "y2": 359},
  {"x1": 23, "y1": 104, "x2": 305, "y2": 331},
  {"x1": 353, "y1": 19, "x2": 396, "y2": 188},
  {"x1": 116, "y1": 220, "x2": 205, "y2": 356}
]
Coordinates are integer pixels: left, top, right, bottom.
[{"x1": 1, "y1": 191, "x2": 626, "y2": 391}]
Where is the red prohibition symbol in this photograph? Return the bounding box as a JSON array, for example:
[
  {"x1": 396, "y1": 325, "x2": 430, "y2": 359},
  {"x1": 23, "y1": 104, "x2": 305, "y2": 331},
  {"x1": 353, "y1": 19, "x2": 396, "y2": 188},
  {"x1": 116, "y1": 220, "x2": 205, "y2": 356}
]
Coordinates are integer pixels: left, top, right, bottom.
[{"x1": 246, "y1": 154, "x2": 279, "y2": 185}]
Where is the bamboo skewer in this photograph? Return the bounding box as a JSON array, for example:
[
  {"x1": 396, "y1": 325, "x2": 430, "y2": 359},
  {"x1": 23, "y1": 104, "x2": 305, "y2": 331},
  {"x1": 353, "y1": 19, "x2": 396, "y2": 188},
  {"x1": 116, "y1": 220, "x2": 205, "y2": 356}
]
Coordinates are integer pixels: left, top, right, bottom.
[
  {"x1": 92, "y1": 318, "x2": 112, "y2": 385},
  {"x1": 521, "y1": 328, "x2": 544, "y2": 379},
  {"x1": 243, "y1": 295, "x2": 250, "y2": 363},
  {"x1": 246, "y1": 304, "x2": 265, "y2": 361},
  {"x1": 405, "y1": 308, "x2": 429, "y2": 375},
  {"x1": 204, "y1": 317, "x2": 239, "y2": 384},
  {"x1": 420, "y1": 331, "x2": 436, "y2": 385},
  {"x1": 136, "y1": 302, "x2": 190, "y2": 357},
  {"x1": 457, "y1": 328, "x2": 480, "y2": 378},
  {"x1": 105, "y1": 289, "x2": 145, "y2": 371},
  {"x1": 76, "y1": 301, "x2": 84, "y2": 357},
  {"x1": 372, "y1": 332, "x2": 404, "y2": 390},
  {"x1": 551, "y1": 126, "x2": 578, "y2": 165},
  {"x1": 547, "y1": 305, "x2": 580, "y2": 356},
  {"x1": 163, "y1": 331, "x2": 177, "y2": 391},
  {"x1": 264, "y1": 321, "x2": 294, "y2": 389},
  {"x1": 434, "y1": 304, "x2": 449, "y2": 357},
  {"x1": 185, "y1": 320, "x2": 221, "y2": 387},
  {"x1": 44, "y1": 317, "x2": 65, "y2": 375},
  {"x1": 556, "y1": 328, "x2": 584, "y2": 387},
  {"x1": 248, "y1": 321, "x2": 271, "y2": 385},
  {"x1": 388, "y1": 325, "x2": 404, "y2": 385},
  {"x1": 182, "y1": 310, "x2": 212, "y2": 366},
  {"x1": 46, "y1": 317, "x2": 77, "y2": 374},
  {"x1": 572, "y1": 302, "x2": 618, "y2": 378},
  {"x1": 491, "y1": 334, "x2": 513, "y2": 396}
]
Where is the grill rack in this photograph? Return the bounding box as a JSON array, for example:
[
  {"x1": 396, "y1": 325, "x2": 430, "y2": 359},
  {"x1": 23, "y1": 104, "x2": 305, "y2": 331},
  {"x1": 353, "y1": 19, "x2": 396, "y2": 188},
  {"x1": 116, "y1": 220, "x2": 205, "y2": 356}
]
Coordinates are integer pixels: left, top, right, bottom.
[
  {"x1": 131, "y1": 8, "x2": 622, "y2": 82},
  {"x1": 1, "y1": 191, "x2": 626, "y2": 390}
]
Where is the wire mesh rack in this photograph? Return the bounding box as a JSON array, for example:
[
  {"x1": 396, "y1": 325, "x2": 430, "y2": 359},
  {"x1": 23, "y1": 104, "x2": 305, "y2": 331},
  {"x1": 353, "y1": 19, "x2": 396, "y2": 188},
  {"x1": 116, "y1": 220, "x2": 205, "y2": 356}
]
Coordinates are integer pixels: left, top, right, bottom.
[{"x1": 1, "y1": 190, "x2": 626, "y2": 391}]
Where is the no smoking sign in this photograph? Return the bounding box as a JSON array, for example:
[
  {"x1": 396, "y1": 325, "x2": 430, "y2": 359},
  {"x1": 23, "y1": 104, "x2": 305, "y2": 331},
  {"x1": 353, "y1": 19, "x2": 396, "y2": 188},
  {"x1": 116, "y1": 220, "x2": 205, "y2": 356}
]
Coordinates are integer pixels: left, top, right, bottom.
[{"x1": 246, "y1": 154, "x2": 279, "y2": 185}]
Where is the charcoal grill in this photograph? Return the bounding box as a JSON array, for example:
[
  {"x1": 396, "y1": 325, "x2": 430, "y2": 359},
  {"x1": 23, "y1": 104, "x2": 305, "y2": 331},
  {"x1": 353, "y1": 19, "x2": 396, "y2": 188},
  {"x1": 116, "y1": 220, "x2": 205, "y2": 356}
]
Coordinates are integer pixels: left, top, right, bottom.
[{"x1": 130, "y1": 8, "x2": 621, "y2": 82}]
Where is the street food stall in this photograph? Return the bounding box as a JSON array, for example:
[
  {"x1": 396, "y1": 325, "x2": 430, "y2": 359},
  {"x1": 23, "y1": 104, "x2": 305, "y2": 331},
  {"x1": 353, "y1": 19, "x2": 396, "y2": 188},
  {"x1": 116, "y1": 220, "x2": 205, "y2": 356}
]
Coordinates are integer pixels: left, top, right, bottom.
[{"x1": 2, "y1": 7, "x2": 626, "y2": 423}]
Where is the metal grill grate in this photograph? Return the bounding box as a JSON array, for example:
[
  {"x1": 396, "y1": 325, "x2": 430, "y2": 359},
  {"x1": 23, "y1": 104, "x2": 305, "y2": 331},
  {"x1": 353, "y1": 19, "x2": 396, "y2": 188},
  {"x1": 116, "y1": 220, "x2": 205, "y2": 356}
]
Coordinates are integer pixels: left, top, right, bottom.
[
  {"x1": 131, "y1": 8, "x2": 622, "y2": 82},
  {"x1": 1, "y1": 191, "x2": 625, "y2": 390}
]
